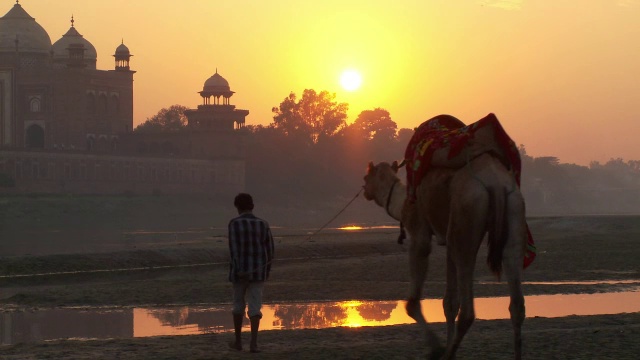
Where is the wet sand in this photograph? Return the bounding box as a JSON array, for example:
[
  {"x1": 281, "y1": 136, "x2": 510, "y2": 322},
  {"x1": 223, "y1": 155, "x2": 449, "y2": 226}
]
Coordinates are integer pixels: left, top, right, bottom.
[
  {"x1": 1, "y1": 313, "x2": 639, "y2": 360},
  {"x1": 1, "y1": 215, "x2": 639, "y2": 359}
]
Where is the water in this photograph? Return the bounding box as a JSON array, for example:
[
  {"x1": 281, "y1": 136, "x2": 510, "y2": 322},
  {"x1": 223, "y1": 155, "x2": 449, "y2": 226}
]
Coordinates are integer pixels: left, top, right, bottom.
[{"x1": 1, "y1": 290, "x2": 638, "y2": 345}]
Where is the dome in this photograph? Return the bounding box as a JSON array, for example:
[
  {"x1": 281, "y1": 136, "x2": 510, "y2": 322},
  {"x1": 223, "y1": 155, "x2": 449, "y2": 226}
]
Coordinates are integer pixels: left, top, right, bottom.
[
  {"x1": 203, "y1": 71, "x2": 231, "y2": 93},
  {"x1": 115, "y1": 42, "x2": 130, "y2": 56},
  {"x1": 0, "y1": 3, "x2": 52, "y2": 54},
  {"x1": 52, "y1": 22, "x2": 97, "y2": 62}
]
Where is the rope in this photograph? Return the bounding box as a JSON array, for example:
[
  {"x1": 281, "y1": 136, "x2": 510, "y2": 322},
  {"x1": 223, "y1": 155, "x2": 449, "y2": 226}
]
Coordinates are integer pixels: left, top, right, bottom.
[
  {"x1": 2, "y1": 190, "x2": 377, "y2": 280},
  {"x1": 385, "y1": 179, "x2": 399, "y2": 218},
  {"x1": 304, "y1": 187, "x2": 364, "y2": 241},
  {"x1": 235, "y1": 189, "x2": 364, "y2": 275}
]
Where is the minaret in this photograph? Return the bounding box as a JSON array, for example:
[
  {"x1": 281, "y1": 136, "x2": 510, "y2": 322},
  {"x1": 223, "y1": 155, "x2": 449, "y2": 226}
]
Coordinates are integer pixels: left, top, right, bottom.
[{"x1": 113, "y1": 40, "x2": 132, "y2": 71}]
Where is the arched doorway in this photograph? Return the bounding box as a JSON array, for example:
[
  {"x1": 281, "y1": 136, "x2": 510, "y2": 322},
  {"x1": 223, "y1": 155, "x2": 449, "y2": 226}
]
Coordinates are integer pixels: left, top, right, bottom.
[
  {"x1": 86, "y1": 135, "x2": 96, "y2": 151},
  {"x1": 26, "y1": 124, "x2": 45, "y2": 148}
]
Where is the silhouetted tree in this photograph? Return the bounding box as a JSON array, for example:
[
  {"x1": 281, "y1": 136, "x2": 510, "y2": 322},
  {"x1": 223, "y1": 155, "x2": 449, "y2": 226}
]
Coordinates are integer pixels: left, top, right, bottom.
[
  {"x1": 349, "y1": 108, "x2": 397, "y2": 141},
  {"x1": 396, "y1": 128, "x2": 414, "y2": 145},
  {"x1": 586, "y1": 158, "x2": 640, "y2": 212},
  {"x1": 258, "y1": 90, "x2": 636, "y2": 216},
  {"x1": 272, "y1": 89, "x2": 348, "y2": 145},
  {"x1": 134, "y1": 105, "x2": 188, "y2": 133}
]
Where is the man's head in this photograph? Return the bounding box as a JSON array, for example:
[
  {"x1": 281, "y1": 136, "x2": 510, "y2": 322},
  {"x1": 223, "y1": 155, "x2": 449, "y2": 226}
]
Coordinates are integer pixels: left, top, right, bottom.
[{"x1": 234, "y1": 193, "x2": 254, "y2": 213}]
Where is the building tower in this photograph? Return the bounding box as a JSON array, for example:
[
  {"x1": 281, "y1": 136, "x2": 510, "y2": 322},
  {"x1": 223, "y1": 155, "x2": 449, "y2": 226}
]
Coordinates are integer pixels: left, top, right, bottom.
[
  {"x1": 0, "y1": 1, "x2": 52, "y2": 146},
  {"x1": 114, "y1": 41, "x2": 132, "y2": 71},
  {"x1": 185, "y1": 70, "x2": 249, "y2": 130},
  {"x1": 51, "y1": 15, "x2": 97, "y2": 69}
]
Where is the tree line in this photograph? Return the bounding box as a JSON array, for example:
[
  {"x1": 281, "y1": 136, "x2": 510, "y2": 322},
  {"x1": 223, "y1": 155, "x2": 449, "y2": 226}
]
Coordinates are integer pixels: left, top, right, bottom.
[{"x1": 136, "y1": 89, "x2": 640, "y2": 215}]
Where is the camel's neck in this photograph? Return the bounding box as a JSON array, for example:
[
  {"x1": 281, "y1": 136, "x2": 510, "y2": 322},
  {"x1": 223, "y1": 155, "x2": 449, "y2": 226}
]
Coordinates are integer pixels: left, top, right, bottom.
[{"x1": 378, "y1": 179, "x2": 406, "y2": 222}]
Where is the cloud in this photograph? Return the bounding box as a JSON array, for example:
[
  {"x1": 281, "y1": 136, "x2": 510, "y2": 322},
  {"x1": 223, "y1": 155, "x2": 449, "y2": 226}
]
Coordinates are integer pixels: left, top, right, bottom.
[{"x1": 478, "y1": 0, "x2": 523, "y2": 10}]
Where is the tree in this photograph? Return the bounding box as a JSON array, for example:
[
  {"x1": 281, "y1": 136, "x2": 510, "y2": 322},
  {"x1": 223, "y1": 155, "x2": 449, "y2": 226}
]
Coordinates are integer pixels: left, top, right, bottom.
[
  {"x1": 350, "y1": 108, "x2": 397, "y2": 141},
  {"x1": 271, "y1": 89, "x2": 348, "y2": 144},
  {"x1": 134, "y1": 105, "x2": 188, "y2": 133},
  {"x1": 396, "y1": 128, "x2": 414, "y2": 145}
]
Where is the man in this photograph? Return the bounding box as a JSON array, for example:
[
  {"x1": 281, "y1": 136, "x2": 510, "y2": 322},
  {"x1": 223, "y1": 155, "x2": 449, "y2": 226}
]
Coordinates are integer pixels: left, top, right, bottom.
[{"x1": 228, "y1": 193, "x2": 274, "y2": 353}]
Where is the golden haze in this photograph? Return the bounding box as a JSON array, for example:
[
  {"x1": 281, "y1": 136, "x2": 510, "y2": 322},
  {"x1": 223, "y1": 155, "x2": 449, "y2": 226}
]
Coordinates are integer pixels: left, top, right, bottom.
[{"x1": 28, "y1": 0, "x2": 640, "y2": 165}]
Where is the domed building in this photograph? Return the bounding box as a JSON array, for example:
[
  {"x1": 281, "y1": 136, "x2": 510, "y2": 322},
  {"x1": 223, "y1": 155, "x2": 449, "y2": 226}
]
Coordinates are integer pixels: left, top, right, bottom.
[
  {"x1": 184, "y1": 70, "x2": 249, "y2": 130},
  {"x1": 51, "y1": 16, "x2": 98, "y2": 69},
  {"x1": 0, "y1": 2, "x2": 246, "y2": 196},
  {"x1": 120, "y1": 69, "x2": 249, "y2": 180},
  {"x1": 114, "y1": 41, "x2": 132, "y2": 71},
  {"x1": 0, "y1": 1, "x2": 134, "y2": 151},
  {"x1": 0, "y1": 1, "x2": 51, "y2": 63}
]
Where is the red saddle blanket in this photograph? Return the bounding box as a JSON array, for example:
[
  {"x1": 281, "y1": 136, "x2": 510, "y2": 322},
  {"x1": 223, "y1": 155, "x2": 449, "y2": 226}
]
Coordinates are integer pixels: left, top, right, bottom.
[{"x1": 404, "y1": 113, "x2": 535, "y2": 268}]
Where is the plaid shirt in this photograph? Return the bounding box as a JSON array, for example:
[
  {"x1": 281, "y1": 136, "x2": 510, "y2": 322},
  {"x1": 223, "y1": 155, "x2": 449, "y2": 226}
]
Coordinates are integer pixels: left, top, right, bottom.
[{"x1": 228, "y1": 213, "x2": 274, "y2": 282}]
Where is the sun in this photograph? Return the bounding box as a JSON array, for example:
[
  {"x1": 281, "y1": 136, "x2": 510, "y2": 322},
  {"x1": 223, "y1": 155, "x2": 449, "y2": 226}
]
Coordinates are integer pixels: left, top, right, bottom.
[{"x1": 340, "y1": 69, "x2": 362, "y2": 91}]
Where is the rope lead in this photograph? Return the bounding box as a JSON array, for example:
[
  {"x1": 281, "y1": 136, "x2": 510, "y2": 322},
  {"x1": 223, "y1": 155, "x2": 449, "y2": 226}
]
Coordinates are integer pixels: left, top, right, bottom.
[{"x1": 305, "y1": 187, "x2": 363, "y2": 241}]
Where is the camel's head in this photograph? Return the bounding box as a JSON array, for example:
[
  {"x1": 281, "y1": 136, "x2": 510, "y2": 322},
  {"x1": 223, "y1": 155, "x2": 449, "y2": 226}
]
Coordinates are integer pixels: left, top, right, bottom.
[{"x1": 363, "y1": 161, "x2": 401, "y2": 203}]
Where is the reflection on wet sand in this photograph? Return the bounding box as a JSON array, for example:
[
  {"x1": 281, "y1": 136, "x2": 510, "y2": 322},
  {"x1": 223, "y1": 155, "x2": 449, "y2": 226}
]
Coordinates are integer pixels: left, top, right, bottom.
[
  {"x1": 484, "y1": 279, "x2": 640, "y2": 286},
  {"x1": 2, "y1": 290, "x2": 638, "y2": 345},
  {"x1": 336, "y1": 225, "x2": 398, "y2": 231}
]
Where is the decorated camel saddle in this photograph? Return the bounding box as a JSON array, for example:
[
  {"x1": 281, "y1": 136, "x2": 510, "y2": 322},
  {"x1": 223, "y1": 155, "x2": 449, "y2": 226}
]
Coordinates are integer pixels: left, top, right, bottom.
[
  {"x1": 404, "y1": 113, "x2": 535, "y2": 268},
  {"x1": 404, "y1": 113, "x2": 521, "y2": 201}
]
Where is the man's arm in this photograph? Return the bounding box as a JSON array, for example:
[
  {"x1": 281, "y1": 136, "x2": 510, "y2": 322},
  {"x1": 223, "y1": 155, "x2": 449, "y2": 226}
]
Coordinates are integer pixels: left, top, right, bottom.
[
  {"x1": 265, "y1": 225, "x2": 274, "y2": 278},
  {"x1": 266, "y1": 226, "x2": 274, "y2": 261},
  {"x1": 228, "y1": 220, "x2": 239, "y2": 267}
]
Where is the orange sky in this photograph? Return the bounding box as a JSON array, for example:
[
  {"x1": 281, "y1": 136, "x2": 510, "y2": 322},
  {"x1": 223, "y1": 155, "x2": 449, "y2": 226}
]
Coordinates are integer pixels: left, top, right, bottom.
[{"x1": 16, "y1": 0, "x2": 640, "y2": 165}]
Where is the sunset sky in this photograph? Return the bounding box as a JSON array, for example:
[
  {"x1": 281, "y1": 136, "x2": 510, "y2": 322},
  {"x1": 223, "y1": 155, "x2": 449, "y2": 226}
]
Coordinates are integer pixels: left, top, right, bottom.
[{"x1": 17, "y1": 0, "x2": 640, "y2": 165}]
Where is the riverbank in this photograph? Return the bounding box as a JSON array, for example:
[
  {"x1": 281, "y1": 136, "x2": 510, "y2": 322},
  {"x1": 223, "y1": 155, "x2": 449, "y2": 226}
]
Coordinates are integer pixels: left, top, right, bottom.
[
  {"x1": 2, "y1": 313, "x2": 639, "y2": 360},
  {"x1": 1, "y1": 215, "x2": 639, "y2": 358}
]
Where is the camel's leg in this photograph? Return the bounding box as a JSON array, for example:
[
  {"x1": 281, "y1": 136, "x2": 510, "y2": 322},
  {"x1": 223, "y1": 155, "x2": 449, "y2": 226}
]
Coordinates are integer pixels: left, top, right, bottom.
[
  {"x1": 442, "y1": 247, "x2": 478, "y2": 359},
  {"x1": 503, "y1": 192, "x2": 527, "y2": 360},
  {"x1": 443, "y1": 199, "x2": 486, "y2": 359},
  {"x1": 443, "y1": 249, "x2": 459, "y2": 347},
  {"x1": 504, "y1": 256, "x2": 525, "y2": 360},
  {"x1": 405, "y1": 226, "x2": 443, "y2": 356}
]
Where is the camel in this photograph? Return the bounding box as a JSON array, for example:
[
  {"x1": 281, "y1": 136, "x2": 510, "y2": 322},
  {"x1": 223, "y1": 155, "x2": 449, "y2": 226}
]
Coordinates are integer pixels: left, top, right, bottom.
[{"x1": 363, "y1": 152, "x2": 527, "y2": 359}]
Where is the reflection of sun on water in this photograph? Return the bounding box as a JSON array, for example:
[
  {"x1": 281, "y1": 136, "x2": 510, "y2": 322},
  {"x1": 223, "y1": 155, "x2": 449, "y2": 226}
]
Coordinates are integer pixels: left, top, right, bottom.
[
  {"x1": 342, "y1": 300, "x2": 363, "y2": 307},
  {"x1": 340, "y1": 300, "x2": 364, "y2": 328},
  {"x1": 127, "y1": 292, "x2": 640, "y2": 338},
  {"x1": 338, "y1": 225, "x2": 401, "y2": 231},
  {"x1": 338, "y1": 225, "x2": 364, "y2": 231}
]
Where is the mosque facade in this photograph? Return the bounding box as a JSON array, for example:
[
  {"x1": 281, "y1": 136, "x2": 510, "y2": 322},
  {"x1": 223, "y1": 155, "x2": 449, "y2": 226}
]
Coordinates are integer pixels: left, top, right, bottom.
[{"x1": 0, "y1": 1, "x2": 247, "y2": 195}]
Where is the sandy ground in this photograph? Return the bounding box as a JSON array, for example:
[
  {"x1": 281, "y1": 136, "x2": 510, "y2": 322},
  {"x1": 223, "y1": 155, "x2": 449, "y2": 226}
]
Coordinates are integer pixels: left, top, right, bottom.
[
  {"x1": 1, "y1": 215, "x2": 639, "y2": 359},
  {"x1": 2, "y1": 313, "x2": 639, "y2": 360}
]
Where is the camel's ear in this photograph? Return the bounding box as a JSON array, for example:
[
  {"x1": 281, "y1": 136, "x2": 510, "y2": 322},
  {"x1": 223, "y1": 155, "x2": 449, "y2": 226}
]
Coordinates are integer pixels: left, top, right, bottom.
[
  {"x1": 391, "y1": 160, "x2": 399, "y2": 173},
  {"x1": 368, "y1": 161, "x2": 375, "y2": 173}
]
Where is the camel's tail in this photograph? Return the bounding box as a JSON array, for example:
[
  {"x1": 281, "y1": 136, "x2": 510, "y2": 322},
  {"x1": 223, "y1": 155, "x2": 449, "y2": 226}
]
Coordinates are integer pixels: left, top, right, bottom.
[{"x1": 487, "y1": 187, "x2": 508, "y2": 278}]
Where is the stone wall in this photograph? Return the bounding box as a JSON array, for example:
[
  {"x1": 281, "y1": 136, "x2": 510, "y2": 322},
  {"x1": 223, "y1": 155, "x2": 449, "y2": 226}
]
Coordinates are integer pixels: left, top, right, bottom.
[{"x1": 0, "y1": 149, "x2": 244, "y2": 195}]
